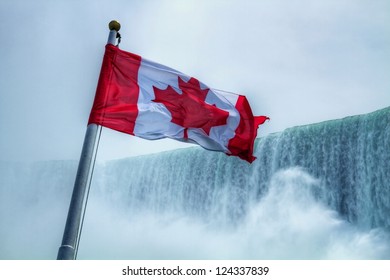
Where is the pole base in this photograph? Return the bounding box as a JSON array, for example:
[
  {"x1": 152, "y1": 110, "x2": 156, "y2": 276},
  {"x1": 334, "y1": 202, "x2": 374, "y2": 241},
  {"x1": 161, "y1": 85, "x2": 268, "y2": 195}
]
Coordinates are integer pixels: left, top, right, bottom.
[{"x1": 57, "y1": 245, "x2": 76, "y2": 260}]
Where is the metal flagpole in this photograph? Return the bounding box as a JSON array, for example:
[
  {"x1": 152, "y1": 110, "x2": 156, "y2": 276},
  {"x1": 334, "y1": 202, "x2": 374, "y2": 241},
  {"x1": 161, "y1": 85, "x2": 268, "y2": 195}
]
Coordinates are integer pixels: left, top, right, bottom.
[{"x1": 57, "y1": 20, "x2": 121, "y2": 260}]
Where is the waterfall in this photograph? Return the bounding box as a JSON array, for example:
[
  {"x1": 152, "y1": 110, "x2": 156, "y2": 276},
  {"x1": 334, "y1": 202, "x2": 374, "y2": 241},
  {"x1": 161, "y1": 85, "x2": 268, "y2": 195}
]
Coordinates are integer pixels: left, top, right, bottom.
[
  {"x1": 1, "y1": 107, "x2": 389, "y2": 259},
  {"x1": 95, "y1": 106, "x2": 390, "y2": 229},
  {"x1": 256, "y1": 106, "x2": 390, "y2": 228}
]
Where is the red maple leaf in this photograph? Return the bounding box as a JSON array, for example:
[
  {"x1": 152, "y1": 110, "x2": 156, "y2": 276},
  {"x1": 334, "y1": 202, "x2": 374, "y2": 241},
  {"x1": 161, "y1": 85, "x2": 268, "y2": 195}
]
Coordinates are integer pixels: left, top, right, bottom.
[{"x1": 152, "y1": 77, "x2": 229, "y2": 137}]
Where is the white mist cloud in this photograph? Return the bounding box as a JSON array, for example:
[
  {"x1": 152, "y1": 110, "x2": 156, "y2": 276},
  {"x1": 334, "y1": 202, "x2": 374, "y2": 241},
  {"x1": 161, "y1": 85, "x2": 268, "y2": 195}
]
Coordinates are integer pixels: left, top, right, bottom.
[
  {"x1": 1, "y1": 160, "x2": 389, "y2": 259},
  {"x1": 76, "y1": 167, "x2": 390, "y2": 259}
]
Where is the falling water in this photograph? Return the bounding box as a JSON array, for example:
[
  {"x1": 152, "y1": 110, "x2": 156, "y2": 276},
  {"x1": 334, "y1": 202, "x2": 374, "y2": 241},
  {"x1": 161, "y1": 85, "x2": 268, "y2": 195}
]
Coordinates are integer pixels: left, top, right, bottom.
[{"x1": 1, "y1": 107, "x2": 389, "y2": 259}]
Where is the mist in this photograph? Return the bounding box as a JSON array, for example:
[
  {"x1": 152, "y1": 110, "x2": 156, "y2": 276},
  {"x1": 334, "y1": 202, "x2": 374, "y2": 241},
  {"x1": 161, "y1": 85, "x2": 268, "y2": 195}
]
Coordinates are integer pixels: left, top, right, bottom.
[{"x1": 77, "y1": 168, "x2": 389, "y2": 260}]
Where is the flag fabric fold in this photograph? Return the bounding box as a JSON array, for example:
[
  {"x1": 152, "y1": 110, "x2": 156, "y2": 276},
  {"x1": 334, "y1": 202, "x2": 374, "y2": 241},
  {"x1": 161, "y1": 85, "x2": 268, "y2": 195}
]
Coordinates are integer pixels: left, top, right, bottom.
[{"x1": 89, "y1": 44, "x2": 269, "y2": 163}]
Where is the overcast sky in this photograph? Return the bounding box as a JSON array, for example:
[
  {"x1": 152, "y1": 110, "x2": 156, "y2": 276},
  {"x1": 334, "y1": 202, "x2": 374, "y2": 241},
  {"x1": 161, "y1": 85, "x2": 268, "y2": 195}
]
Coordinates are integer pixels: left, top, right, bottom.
[{"x1": 0, "y1": 0, "x2": 389, "y2": 162}]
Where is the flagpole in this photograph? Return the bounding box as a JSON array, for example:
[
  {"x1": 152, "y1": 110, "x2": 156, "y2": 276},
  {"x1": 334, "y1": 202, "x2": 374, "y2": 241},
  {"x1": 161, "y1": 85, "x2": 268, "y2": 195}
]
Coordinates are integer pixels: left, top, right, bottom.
[{"x1": 57, "y1": 21, "x2": 121, "y2": 260}]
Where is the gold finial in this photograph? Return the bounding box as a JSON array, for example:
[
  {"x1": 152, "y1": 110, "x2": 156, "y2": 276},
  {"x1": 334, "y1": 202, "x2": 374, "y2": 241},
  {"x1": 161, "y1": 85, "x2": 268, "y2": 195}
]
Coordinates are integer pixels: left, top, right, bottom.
[{"x1": 108, "y1": 20, "x2": 121, "y2": 31}]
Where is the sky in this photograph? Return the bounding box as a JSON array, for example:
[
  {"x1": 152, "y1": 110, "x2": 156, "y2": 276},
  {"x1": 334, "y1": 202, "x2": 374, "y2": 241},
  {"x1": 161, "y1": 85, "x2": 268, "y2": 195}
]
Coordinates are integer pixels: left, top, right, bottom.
[{"x1": 0, "y1": 0, "x2": 389, "y2": 162}]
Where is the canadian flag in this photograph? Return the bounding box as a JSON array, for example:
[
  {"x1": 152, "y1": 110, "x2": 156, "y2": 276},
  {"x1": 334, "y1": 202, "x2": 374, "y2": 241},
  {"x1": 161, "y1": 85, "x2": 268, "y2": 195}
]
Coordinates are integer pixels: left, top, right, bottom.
[{"x1": 89, "y1": 45, "x2": 269, "y2": 163}]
